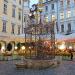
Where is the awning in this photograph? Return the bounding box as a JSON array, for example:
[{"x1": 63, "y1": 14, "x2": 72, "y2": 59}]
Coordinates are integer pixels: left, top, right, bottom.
[{"x1": 55, "y1": 33, "x2": 75, "y2": 42}]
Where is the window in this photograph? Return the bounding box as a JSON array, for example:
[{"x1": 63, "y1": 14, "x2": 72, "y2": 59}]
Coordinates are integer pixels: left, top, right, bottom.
[
  {"x1": 61, "y1": 24, "x2": 64, "y2": 32},
  {"x1": 60, "y1": 12, "x2": 64, "y2": 19},
  {"x1": 73, "y1": 10, "x2": 75, "y2": 16},
  {"x1": 11, "y1": 24, "x2": 15, "y2": 34},
  {"x1": 45, "y1": 16, "x2": 48, "y2": 22},
  {"x1": 24, "y1": 28, "x2": 27, "y2": 34},
  {"x1": 68, "y1": 23, "x2": 71, "y2": 32},
  {"x1": 67, "y1": 10, "x2": 71, "y2": 18},
  {"x1": 67, "y1": 0, "x2": 70, "y2": 6},
  {"x1": 45, "y1": 6, "x2": 48, "y2": 11},
  {"x1": 46, "y1": 27, "x2": 48, "y2": 33},
  {"x1": 3, "y1": 3, "x2": 7, "y2": 14},
  {"x1": 24, "y1": 16, "x2": 26, "y2": 22},
  {"x1": 18, "y1": 26, "x2": 20, "y2": 34},
  {"x1": 52, "y1": 15, "x2": 56, "y2": 21},
  {"x1": 46, "y1": 0, "x2": 48, "y2": 2},
  {"x1": 4, "y1": 0, "x2": 8, "y2": 2},
  {"x1": 12, "y1": 6, "x2": 16, "y2": 17},
  {"x1": 74, "y1": 0, "x2": 75, "y2": 3},
  {"x1": 18, "y1": 10, "x2": 21, "y2": 20},
  {"x1": 60, "y1": 0, "x2": 63, "y2": 7},
  {"x1": 2, "y1": 21, "x2": 6, "y2": 32},
  {"x1": 51, "y1": 4, "x2": 54, "y2": 10},
  {"x1": 19, "y1": 0, "x2": 21, "y2": 5}
]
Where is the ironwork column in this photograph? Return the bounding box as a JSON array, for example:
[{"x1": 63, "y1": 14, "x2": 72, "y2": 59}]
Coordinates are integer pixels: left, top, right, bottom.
[{"x1": 50, "y1": 21, "x2": 55, "y2": 58}]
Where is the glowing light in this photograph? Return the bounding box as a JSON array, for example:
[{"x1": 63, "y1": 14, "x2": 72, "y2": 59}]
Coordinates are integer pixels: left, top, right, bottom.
[
  {"x1": 29, "y1": 13, "x2": 32, "y2": 16},
  {"x1": 69, "y1": 46, "x2": 72, "y2": 49},
  {"x1": 15, "y1": 46, "x2": 18, "y2": 50},
  {"x1": 1, "y1": 46, "x2": 5, "y2": 53},
  {"x1": 58, "y1": 44, "x2": 66, "y2": 50},
  {"x1": 29, "y1": 47, "x2": 31, "y2": 49},
  {"x1": 1, "y1": 46, "x2": 5, "y2": 50},
  {"x1": 33, "y1": 11, "x2": 36, "y2": 15},
  {"x1": 21, "y1": 46, "x2": 25, "y2": 50}
]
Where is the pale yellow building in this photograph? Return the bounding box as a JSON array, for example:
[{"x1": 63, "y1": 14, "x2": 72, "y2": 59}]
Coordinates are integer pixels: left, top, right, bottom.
[{"x1": 0, "y1": 0, "x2": 29, "y2": 52}]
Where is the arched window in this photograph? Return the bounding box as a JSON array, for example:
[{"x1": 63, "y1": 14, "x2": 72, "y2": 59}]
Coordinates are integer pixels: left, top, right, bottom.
[
  {"x1": 61, "y1": 24, "x2": 64, "y2": 32},
  {"x1": 68, "y1": 23, "x2": 71, "y2": 32}
]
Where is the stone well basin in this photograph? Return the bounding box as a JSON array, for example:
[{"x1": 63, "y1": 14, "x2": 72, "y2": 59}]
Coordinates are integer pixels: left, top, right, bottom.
[{"x1": 15, "y1": 59, "x2": 59, "y2": 69}]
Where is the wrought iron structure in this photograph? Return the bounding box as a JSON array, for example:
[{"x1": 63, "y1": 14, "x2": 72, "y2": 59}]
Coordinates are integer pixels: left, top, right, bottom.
[{"x1": 24, "y1": 4, "x2": 56, "y2": 59}]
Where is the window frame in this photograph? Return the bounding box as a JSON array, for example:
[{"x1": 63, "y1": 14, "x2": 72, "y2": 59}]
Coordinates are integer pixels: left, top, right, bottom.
[{"x1": 2, "y1": 21, "x2": 7, "y2": 32}]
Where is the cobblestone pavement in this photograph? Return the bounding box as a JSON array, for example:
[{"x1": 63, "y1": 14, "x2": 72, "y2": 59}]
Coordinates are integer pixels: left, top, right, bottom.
[{"x1": 0, "y1": 60, "x2": 75, "y2": 75}]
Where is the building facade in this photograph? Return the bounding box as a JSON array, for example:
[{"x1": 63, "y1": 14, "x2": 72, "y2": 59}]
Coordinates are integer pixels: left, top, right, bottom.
[
  {"x1": 23, "y1": 0, "x2": 30, "y2": 33},
  {"x1": 0, "y1": 0, "x2": 29, "y2": 52},
  {"x1": 42, "y1": 0, "x2": 75, "y2": 34},
  {"x1": 38, "y1": 0, "x2": 75, "y2": 49}
]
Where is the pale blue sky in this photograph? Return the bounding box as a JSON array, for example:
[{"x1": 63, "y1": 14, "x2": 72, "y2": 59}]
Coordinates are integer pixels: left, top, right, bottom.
[{"x1": 30, "y1": 0, "x2": 38, "y2": 7}]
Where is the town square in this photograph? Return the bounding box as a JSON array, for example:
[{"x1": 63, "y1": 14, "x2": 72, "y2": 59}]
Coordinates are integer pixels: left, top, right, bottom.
[{"x1": 0, "y1": 0, "x2": 75, "y2": 75}]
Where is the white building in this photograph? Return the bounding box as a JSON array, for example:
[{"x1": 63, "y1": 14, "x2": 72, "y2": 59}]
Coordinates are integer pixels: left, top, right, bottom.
[
  {"x1": 0, "y1": 0, "x2": 30, "y2": 52},
  {"x1": 23, "y1": 0, "x2": 30, "y2": 33},
  {"x1": 42, "y1": 0, "x2": 75, "y2": 34},
  {"x1": 39, "y1": 0, "x2": 75, "y2": 49}
]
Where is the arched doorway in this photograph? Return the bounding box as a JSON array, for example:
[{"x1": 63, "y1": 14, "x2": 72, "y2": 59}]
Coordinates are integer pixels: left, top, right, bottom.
[
  {"x1": 0, "y1": 40, "x2": 6, "y2": 53},
  {"x1": 6, "y1": 41, "x2": 15, "y2": 52}
]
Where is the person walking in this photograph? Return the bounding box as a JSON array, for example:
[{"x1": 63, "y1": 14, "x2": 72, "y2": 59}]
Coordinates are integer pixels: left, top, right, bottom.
[{"x1": 70, "y1": 52, "x2": 73, "y2": 61}]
